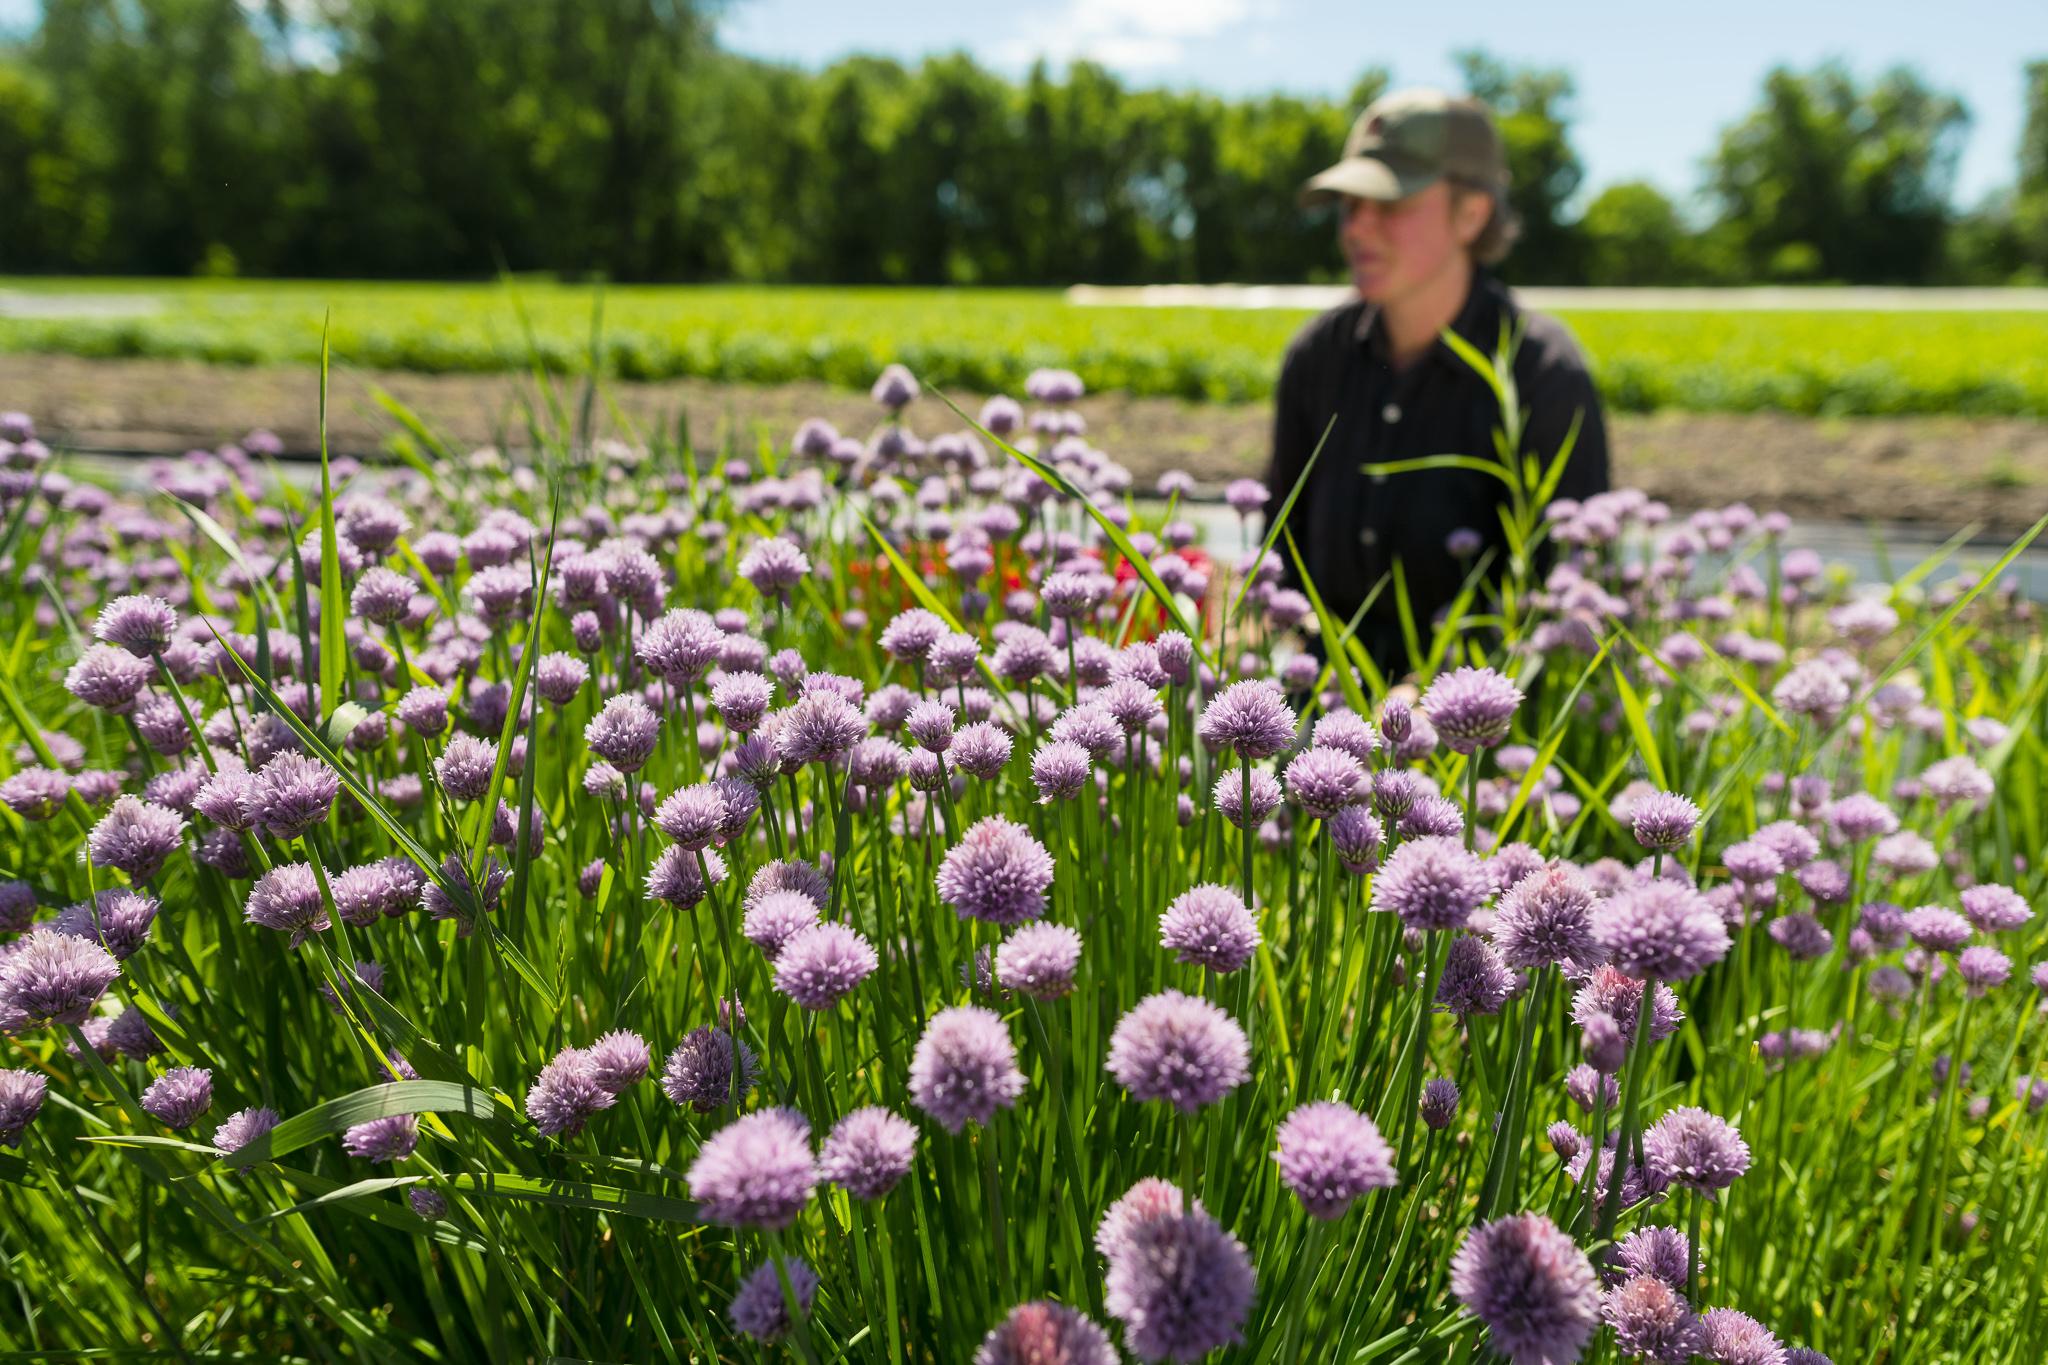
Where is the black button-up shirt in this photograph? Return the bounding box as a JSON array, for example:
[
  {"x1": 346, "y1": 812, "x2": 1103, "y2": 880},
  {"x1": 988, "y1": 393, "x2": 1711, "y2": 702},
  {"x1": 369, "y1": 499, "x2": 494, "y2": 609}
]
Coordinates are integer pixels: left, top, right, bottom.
[{"x1": 1263, "y1": 268, "x2": 1610, "y2": 674}]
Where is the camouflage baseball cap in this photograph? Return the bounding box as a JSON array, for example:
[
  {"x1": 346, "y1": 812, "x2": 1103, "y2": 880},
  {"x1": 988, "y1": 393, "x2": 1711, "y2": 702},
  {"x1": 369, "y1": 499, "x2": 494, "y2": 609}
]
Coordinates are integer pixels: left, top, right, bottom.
[{"x1": 1301, "y1": 88, "x2": 1509, "y2": 206}]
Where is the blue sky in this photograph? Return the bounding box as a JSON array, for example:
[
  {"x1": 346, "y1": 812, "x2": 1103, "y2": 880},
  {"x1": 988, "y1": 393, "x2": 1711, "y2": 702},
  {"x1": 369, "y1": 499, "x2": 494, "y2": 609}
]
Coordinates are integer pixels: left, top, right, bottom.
[
  {"x1": 719, "y1": 0, "x2": 2039, "y2": 211},
  {"x1": 0, "y1": 0, "x2": 2032, "y2": 209}
]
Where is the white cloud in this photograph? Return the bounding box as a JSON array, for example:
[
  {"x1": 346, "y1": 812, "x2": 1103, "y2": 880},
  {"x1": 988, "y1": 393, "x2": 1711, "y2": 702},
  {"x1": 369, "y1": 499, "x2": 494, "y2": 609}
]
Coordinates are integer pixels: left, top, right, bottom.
[{"x1": 996, "y1": 0, "x2": 1270, "y2": 73}]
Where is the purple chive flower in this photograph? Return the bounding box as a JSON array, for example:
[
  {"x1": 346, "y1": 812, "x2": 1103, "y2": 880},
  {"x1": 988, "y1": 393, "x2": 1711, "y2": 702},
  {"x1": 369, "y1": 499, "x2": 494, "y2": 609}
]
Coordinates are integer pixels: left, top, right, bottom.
[
  {"x1": 1, "y1": 767, "x2": 71, "y2": 821},
  {"x1": 1158, "y1": 885, "x2": 1260, "y2": 974},
  {"x1": 1547, "y1": 1122, "x2": 1585, "y2": 1162},
  {"x1": 534, "y1": 652, "x2": 589, "y2": 706},
  {"x1": 661, "y1": 1027, "x2": 759, "y2": 1112},
  {"x1": 1772, "y1": 661, "x2": 1850, "y2": 723},
  {"x1": 1420, "y1": 1075, "x2": 1462, "y2": 1130},
  {"x1": 1438, "y1": 934, "x2": 1518, "y2": 1016},
  {"x1": 66, "y1": 644, "x2": 153, "y2": 712},
  {"x1": 743, "y1": 890, "x2": 822, "y2": 961},
  {"x1": 93, "y1": 595, "x2": 179, "y2": 657},
  {"x1": 211, "y1": 1106, "x2": 282, "y2": 1167},
  {"x1": 254, "y1": 750, "x2": 339, "y2": 840},
  {"x1": 434, "y1": 733, "x2": 500, "y2": 805},
  {"x1": 395, "y1": 686, "x2": 450, "y2": 737},
  {"x1": 244, "y1": 862, "x2": 330, "y2": 946},
  {"x1": 1612, "y1": 1225, "x2": 1692, "y2": 1288},
  {"x1": 711, "y1": 672, "x2": 775, "y2": 735},
  {"x1": 1566, "y1": 1065, "x2": 1620, "y2": 1112},
  {"x1": 583, "y1": 1030, "x2": 650, "y2": 1094},
  {"x1": 584, "y1": 695, "x2": 661, "y2": 773},
  {"x1": 339, "y1": 1112, "x2": 419, "y2": 1163},
  {"x1": 54, "y1": 888, "x2": 159, "y2": 961},
  {"x1": 1594, "y1": 881, "x2": 1730, "y2": 981},
  {"x1": 1104, "y1": 1204, "x2": 1256, "y2": 1362},
  {"x1": 937, "y1": 817, "x2": 1055, "y2": 926},
  {"x1": 0, "y1": 929, "x2": 122, "y2": 1026},
  {"x1": 638, "y1": 609, "x2": 724, "y2": 687},
  {"x1": 746, "y1": 858, "x2": 831, "y2": 913},
  {"x1": 1196, "y1": 680, "x2": 1297, "y2": 759},
  {"x1": 1920, "y1": 755, "x2": 1994, "y2": 810},
  {"x1": 1421, "y1": 666, "x2": 1524, "y2": 754},
  {"x1": 1328, "y1": 805, "x2": 1385, "y2": 875},
  {"x1": 1097, "y1": 1178, "x2": 1204, "y2": 1261},
  {"x1": 1957, "y1": 944, "x2": 2012, "y2": 996},
  {"x1": 953, "y1": 722, "x2": 1014, "y2": 780},
  {"x1": 905, "y1": 699, "x2": 956, "y2": 754},
  {"x1": 1767, "y1": 914, "x2": 1832, "y2": 960},
  {"x1": 330, "y1": 857, "x2": 425, "y2": 926},
  {"x1": 655, "y1": 783, "x2": 727, "y2": 852},
  {"x1": 817, "y1": 1105, "x2": 919, "y2": 1200},
  {"x1": 409, "y1": 1188, "x2": 448, "y2": 1219},
  {"x1": 1605, "y1": 1274, "x2": 1705, "y2": 1364},
  {"x1": 976, "y1": 1301, "x2": 1117, "y2": 1365},
  {"x1": 729, "y1": 1256, "x2": 821, "y2": 1342},
  {"x1": 1582, "y1": 1013, "x2": 1627, "y2": 1073},
  {"x1": 775, "y1": 692, "x2": 867, "y2": 768},
  {"x1": 1372, "y1": 836, "x2": 1491, "y2": 933},
  {"x1": 908, "y1": 1005, "x2": 1026, "y2": 1133},
  {"x1": 1643, "y1": 1106, "x2": 1750, "y2": 1194},
  {"x1": 1285, "y1": 745, "x2": 1367, "y2": 818},
  {"x1": 1222, "y1": 477, "x2": 1267, "y2": 515},
  {"x1": 1904, "y1": 905, "x2": 1972, "y2": 954},
  {"x1": 1491, "y1": 864, "x2": 1601, "y2": 969},
  {"x1": 86, "y1": 796, "x2": 186, "y2": 881},
  {"x1": 526, "y1": 1048, "x2": 615, "y2": 1138},
  {"x1": 688, "y1": 1107, "x2": 815, "y2": 1228},
  {"x1": 1450, "y1": 1213, "x2": 1602, "y2": 1365},
  {"x1": 1031, "y1": 740, "x2": 1092, "y2": 802},
  {"x1": 1960, "y1": 884, "x2": 2032, "y2": 934},
  {"x1": 645, "y1": 846, "x2": 726, "y2": 910},
  {"x1": 1572, "y1": 966, "x2": 1684, "y2": 1046},
  {"x1": 1107, "y1": 990, "x2": 1251, "y2": 1114},
  {"x1": 350, "y1": 566, "x2": 415, "y2": 625},
  {"x1": 1213, "y1": 766, "x2": 1283, "y2": 830},
  {"x1": 1698, "y1": 1308, "x2": 1785, "y2": 1365},
  {"x1": 0, "y1": 1070, "x2": 48, "y2": 1148},
  {"x1": 140, "y1": 1067, "x2": 213, "y2": 1129},
  {"x1": 1825, "y1": 792, "x2": 1897, "y2": 843},
  {"x1": 1273, "y1": 1100, "x2": 1397, "y2": 1218},
  {"x1": 773, "y1": 922, "x2": 879, "y2": 1010},
  {"x1": 997, "y1": 921, "x2": 1084, "y2": 999},
  {"x1": 1398, "y1": 795, "x2": 1465, "y2": 840},
  {"x1": 1630, "y1": 791, "x2": 1702, "y2": 851},
  {"x1": 0, "y1": 881, "x2": 36, "y2": 934},
  {"x1": 738, "y1": 536, "x2": 812, "y2": 600}
]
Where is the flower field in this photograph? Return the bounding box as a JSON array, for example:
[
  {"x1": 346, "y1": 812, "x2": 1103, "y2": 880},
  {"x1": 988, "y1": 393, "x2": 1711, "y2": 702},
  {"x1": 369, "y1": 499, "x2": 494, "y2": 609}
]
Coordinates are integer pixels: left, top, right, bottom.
[
  {"x1": 5, "y1": 277, "x2": 2048, "y2": 415},
  {"x1": 0, "y1": 350, "x2": 2045, "y2": 1365}
]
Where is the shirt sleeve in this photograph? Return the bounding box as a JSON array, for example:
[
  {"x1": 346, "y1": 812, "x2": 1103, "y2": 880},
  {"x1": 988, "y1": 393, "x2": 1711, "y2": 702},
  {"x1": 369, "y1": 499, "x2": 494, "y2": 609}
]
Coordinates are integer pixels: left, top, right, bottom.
[
  {"x1": 1264, "y1": 338, "x2": 1313, "y2": 589},
  {"x1": 1518, "y1": 329, "x2": 1611, "y2": 506}
]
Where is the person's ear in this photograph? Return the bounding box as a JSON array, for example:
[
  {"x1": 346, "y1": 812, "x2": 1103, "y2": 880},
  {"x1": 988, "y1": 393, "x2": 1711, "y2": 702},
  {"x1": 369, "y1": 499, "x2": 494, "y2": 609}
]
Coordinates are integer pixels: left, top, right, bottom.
[{"x1": 1452, "y1": 188, "x2": 1491, "y2": 249}]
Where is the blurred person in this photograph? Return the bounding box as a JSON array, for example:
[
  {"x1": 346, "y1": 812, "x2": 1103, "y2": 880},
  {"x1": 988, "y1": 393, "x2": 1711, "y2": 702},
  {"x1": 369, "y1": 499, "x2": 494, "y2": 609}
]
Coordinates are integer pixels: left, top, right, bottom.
[{"x1": 1265, "y1": 88, "x2": 1610, "y2": 678}]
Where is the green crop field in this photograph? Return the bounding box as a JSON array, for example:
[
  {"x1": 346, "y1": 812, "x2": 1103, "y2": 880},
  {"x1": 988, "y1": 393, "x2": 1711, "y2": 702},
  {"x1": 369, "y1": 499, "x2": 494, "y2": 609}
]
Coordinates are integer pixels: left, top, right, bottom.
[{"x1": 4, "y1": 277, "x2": 2047, "y2": 416}]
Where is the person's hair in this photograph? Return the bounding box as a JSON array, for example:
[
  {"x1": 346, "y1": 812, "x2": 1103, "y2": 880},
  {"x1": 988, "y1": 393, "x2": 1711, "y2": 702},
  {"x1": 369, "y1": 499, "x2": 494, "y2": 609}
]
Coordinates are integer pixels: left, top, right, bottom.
[{"x1": 1450, "y1": 179, "x2": 1520, "y2": 266}]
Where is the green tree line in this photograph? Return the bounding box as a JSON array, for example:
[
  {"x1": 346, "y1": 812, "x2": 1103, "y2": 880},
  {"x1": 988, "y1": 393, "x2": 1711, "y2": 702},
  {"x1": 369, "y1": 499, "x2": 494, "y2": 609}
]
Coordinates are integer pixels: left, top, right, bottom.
[{"x1": 1, "y1": 0, "x2": 2044, "y2": 285}]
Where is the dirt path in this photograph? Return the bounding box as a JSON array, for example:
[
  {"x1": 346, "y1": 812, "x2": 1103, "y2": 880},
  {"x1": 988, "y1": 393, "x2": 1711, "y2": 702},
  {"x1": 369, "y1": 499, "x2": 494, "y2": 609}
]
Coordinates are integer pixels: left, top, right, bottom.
[{"x1": 5, "y1": 354, "x2": 2043, "y2": 532}]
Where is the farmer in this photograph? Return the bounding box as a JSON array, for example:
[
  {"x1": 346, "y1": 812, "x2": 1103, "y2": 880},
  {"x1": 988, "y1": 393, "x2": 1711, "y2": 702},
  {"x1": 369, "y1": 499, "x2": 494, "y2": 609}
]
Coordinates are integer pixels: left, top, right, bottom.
[{"x1": 1265, "y1": 87, "x2": 1610, "y2": 679}]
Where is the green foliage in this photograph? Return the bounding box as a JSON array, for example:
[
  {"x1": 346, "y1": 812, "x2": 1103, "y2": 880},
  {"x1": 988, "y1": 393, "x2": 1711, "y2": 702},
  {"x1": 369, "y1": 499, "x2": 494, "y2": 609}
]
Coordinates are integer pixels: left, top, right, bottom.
[{"x1": 4, "y1": 276, "x2": 2047, "y2": 415}]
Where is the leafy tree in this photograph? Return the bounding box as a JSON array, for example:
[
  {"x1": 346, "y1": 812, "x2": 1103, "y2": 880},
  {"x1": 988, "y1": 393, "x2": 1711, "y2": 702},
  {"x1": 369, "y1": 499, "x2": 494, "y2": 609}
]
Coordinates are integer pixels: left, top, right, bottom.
[
  {"x1": 1454, "y1": 50, "x2": 1584, "y2": 283},
  {"x1": 1704, "y1": 62, "x2": 1969, "y2": 283}
]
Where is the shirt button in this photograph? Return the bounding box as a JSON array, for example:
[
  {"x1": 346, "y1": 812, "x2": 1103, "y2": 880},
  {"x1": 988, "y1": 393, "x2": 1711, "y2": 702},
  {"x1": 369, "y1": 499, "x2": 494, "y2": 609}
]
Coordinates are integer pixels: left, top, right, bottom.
[
  {"x1": 1382, "y1": 402, "x2": 1401, "y2": 423},
  {"x1": 1369, "y1": 472, "x2": 1387, "y2": 486},
  {"x1": 1358, "y1": 527, "x2": 1379, "y2": 547}
]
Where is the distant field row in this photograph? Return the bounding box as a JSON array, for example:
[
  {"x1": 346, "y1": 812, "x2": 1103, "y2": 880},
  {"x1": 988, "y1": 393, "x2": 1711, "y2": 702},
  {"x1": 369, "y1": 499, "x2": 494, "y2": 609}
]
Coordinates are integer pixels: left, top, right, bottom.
[{"x1": 3, "y1": 278, "x2": 2046, "y2": 416}]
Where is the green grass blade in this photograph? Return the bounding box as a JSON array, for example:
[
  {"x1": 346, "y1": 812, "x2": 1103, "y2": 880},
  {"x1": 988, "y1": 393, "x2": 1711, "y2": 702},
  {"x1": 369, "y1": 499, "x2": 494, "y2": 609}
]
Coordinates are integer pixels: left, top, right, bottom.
[
  {"x1": 317, "y1": 316, "x2": 347, "y2": 729},
  {"x1": 1228, "y1": 413, "x2": 1336, "y2": 625}
]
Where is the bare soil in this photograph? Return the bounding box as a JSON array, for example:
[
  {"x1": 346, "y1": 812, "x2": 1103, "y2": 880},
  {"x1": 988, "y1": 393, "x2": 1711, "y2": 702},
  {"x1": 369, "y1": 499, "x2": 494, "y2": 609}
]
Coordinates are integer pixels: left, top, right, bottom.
[{"x1": 7, "y1": 354, "x2": 2045, "y2": 532}]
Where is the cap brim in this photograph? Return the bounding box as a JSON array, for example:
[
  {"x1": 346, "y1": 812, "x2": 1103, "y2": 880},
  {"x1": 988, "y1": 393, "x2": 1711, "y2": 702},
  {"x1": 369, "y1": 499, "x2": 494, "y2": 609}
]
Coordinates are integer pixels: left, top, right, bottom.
[{"x1": 1300, "y1": 157, "x2": 1441, "y2": 208}]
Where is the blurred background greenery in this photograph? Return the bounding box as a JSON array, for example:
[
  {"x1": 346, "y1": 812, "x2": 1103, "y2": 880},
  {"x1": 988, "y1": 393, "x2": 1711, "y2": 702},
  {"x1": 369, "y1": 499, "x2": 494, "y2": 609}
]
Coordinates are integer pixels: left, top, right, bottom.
[{"x1": 1, "y1": 0, "x2": 2045, "y2": 288}]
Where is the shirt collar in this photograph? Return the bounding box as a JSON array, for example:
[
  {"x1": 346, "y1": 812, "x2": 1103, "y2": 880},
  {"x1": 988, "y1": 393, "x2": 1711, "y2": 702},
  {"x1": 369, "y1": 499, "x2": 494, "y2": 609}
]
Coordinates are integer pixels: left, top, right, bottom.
[{"x1": 1352, "y1": 268, "x2": 1507, "y2": 369}]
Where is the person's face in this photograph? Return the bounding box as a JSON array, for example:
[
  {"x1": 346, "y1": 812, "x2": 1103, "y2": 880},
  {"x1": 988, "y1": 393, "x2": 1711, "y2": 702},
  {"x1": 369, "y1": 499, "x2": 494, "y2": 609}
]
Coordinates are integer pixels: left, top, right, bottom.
[{"x1": 1339, "y1": 181, "x2": 1489, "y2": 303}]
